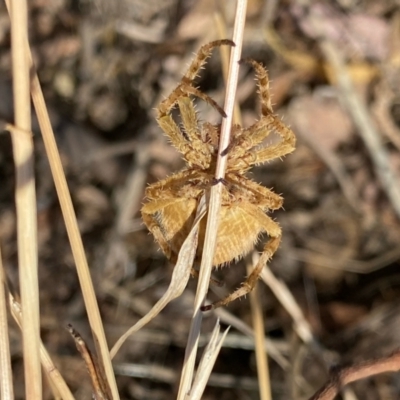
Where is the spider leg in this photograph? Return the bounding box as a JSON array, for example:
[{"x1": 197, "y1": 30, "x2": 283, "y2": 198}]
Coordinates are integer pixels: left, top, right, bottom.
[
  {"x1": 183, "y1": 39, "x2": 235, "y2": 82},
  {"x1": 246, "y1": 116, "x2": 296, "y2": 165},
  {"x1": 145, "y1": 170, "x2": 197, "y2": 198},
  {"x1": 226, "y1": 174, "x2": 283, "y2": 210},
  {"x1": 157, "y1": 39, "x2": 234, "y2": 119},
  {"x1": 157, "y1": 115, "x2": 211, "y2": 168},
  {"x1": 228, "y1": 59, "x2": 296, "y2": 169},
  {"x1": 157, "y1": 92, "x2": 224, "y2": 169},
  {"x1": 142, "y1": 170, "x2": 207, "y2": 264},
  {"x1": 176, "y1": 97, "x2": 212, "y2": 165},
  {"x1": 142, "y1": 197, "x2": 188, "y2": 262},
  {"x1": 156, "y1": 40, "x2": 234, "y2": 167},
  {"x1": 201, "y1": 203, "x2": 281, "y2": 311},
  {"x1": 144, "y1": 169, "x2": 209, "y2": 200}
]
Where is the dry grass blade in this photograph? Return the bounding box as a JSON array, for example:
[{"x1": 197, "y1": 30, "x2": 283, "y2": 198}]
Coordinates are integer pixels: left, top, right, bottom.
[
  {"x1": 186, "y1": 321, "x2": 230, "y2": 400},
  {"x1": 68, "y1": 325, "x2": 110, "y2": 400},
  {"x1": 27, "y1": 32, "x2": 120, "y2": 400},
  {"x1": 5, "y1": 0, "x2": 119, "y2": 397},
  {"x1": 215, "y1": 307, "x2": 289, "y2": 369},
  {"x1": 7, "y1": 289, "x2": 75, "y2": 400},
  {"x1": 260, "y1": 257, "x2": 314, "y2": 345},
  {"x1": 0, "y1": 247, "x2": 13, "y2": 400},
  {"x1": 30, "y1": 75, "x2": 119, "y2": 398},
  {"x1": 248, "y1": 254, "x2": 271, "y2": 400},
  {"x1": 9, "y1": 0, "x2": 41, "y2": 397},
  {"x1": 177, "y1": 1, "x2": 248, "y2": 397},
  {"x1": 110, "y1": 196, "x2": 207, "y2": 359}
]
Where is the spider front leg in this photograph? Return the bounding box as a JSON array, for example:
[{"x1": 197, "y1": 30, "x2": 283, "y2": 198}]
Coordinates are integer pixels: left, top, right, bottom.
[
  {"x1": 229, "y1": 59, "x2": 296, "y2": 168},
  {"x1": 156, "y1": 40, "x2": 234, "y2": 167},
  {"x1": 245, "y1": 58, "x2": 295, "y2": 163},
  {"x1": 201, "y1": 203, "x2": 281, "y2": 311},
  {"x1": 142, "y1": 197, "x2": 188, "y2": 262},
  {"x1": 157, "y1": 39, "x2": 235, "y2": 119},
  {"x1": 227, "y1": 174, "x2": 283, "y2": 210}
]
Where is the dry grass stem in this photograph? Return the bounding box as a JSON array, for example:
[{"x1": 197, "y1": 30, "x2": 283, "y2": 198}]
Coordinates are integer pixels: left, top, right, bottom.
[
  {"x1": 215, "y1": 307, "x2": 289, "y2": 368},
  {"x1": 68, "y1": 325, "x2": 110, "y2": 400},
  {"x1": 5, "y1": 28, "x2": 123, "y2": 400},
  {"x1": 0, "y1": 248, "x2": 13, "y2": 400},
  {"x1": 32, "y1": 75, "x2": 120, "y2": 399},
  {"x1": 260, "y1": 258, "x2": 314, "y2": 345},
  {"x1": 214, "y1": 11, "x2": 242, "y2": 125},
  {"x1": 7, "y1": 289, "x2": 74, "y2": 400},
  {"x1": 9, "y1": 0, "x2": 41, "y2": 397},
  {"x1": 248, "y1": 254, "x2": 272, "y2": 400},
  {"x1": 114, "y1": 362, "x2": 259, "y2": 390},
  {"x1": 30, "y1": 56, "x2": 121, "y2": 400},
  {"x1": 5, "y1": 0, "x2": 119, "y2": 396},
  {"x1": 115, "y1": 144, "x2": 150, "y2": 236},
  {"x1": 5, "y1": 14, "x2": 121, "y2": 400},
  {"x1": 186, "y1": 321, "x2": 230, "y2": 400},
  {"x1": 177, "y1": 1, "x2": 248, "y2": 397},
  {"x1": 110, "y1": 197, "x2": 207, "y2": 359}
]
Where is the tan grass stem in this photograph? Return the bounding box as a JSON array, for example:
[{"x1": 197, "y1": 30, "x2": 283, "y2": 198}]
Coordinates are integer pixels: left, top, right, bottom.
[
  {"x1": 177, "y1": 1, "x2": 248, "y2": 398},
  {"x1": 9, "y1": 0, "x2": 41, "y2": 397},
  {"x1": 0, "y1": 247, "x2": 13, "y2": 400}
]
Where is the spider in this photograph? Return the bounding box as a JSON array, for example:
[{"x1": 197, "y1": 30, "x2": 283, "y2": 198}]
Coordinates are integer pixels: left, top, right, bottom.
[{"x1": 141, "y1": 40, "x2": 296, "y2": 310}]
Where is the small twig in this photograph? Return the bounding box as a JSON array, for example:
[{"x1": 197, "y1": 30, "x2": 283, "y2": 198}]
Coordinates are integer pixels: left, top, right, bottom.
[
  {"x1": 0, "y1": 247, "x2": 14, "y2": 400},
  {"x1": 260, "y1": 258, "x2": 314, "y2": 345},
  {"x1": 177, "y1": 1, "x2": 248, "y2": 398},
  {"x1": 309, "y1": 350, "x2": 400, "y2": 400},
  {"x1": 6, "y1": 281, "x2": 75, "y2": 400},
  {"x1": 8, "y1": 0, "x2": 42, "y2": 397},
  {"x1": 248, "y1": 254, "x2": 272, "y2": 400},
  {"x1": 68, "y1": 324, "x2": 111, "y2": 400}
]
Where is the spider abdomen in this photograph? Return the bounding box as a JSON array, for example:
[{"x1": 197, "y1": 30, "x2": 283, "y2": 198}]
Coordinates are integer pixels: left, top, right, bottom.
[
  {"x1": 148, "y1": 197, "x2": 268, "y2": 267},
  {"x1": 198, "y1": 205, "x2": 266, "y2": 265}
]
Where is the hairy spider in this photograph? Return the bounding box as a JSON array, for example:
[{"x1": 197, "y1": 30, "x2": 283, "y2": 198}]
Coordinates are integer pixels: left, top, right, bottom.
[{"x1": 142, "y1": 40, "x2": 296, "y2": 310}]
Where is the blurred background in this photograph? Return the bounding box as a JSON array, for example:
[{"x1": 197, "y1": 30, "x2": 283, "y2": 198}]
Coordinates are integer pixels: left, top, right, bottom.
[{"x1": 1, "y1": 0, "x2": 400, "y2": 398}]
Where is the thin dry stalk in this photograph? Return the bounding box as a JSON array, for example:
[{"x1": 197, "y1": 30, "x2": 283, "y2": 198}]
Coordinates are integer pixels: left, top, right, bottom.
[
  {"x1": 114, "y1": 361, "x2": 260, "y2": 390},
  {"x1": 215, "y1": 307, "x2": 289, "y2": 369},
  {"x1": 7, "y1": 288, "x2": 75, "y2": 400},
  {"x1": 0, "y1": 247, "x2": 13, "y2": 400},
  {"x1": 4, "y1": 30, "x2": 122, "y2": 400},
  {"x1": 186, "y1": 322, "x2": 230, "y2": 400},
  {"x1": 260, "y1": 261, "x2": 314, "y2": 345},
  {"x1": 177, "y1": 1, "x2": 248, "y2": 398},
  {"x1": 9, "y1": 0, "x2": 41, "y2": 397},
  {"x1": 309, "y1": 350, "x2": 400, "y2": 400},
  {"x1": 214, "y1": 11, "x2": 242, "y2": 125},
  {"x1": 5, "y1": 1, "x2": 119, "y2": 397},
  {"x1": 114, "y1": 144, "x2": 150, "y2": 235},
  {"x1": 30, "y1": 73, "x2": 120, "y2": 400},
  {"x1": 68, "y1": 325, "x2": 110, "y2": 400},
  {"x1": 248, "y1": 255, "x2": 271, "y2": 400}
]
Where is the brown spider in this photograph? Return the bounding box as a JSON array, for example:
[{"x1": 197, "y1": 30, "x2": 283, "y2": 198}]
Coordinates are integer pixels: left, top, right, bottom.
[{"x1": 141, "y1": 40, "x2": 296, "y2": 310}]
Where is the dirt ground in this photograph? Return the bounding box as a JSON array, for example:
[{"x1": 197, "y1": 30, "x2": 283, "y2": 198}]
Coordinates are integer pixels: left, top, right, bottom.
[{"x1": 1, "y1": 0, "x2": 400, "y2": 399}]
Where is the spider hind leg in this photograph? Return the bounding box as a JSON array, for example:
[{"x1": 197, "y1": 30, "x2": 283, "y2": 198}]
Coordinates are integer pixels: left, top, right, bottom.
[{"x1": 201, "y1": 203, "x2": 281, "y2": 311}]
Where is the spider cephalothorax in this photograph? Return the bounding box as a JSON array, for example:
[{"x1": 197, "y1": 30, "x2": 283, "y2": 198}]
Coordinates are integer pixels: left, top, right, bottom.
[{"x1": 142, "y1": 40, "x2": 296, "y2": 309}]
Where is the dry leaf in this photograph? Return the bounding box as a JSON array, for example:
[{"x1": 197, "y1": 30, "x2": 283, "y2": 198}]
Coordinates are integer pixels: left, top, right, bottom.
[{"x1": 110, "y1": 196, "x2": 207, "y2": 359}]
